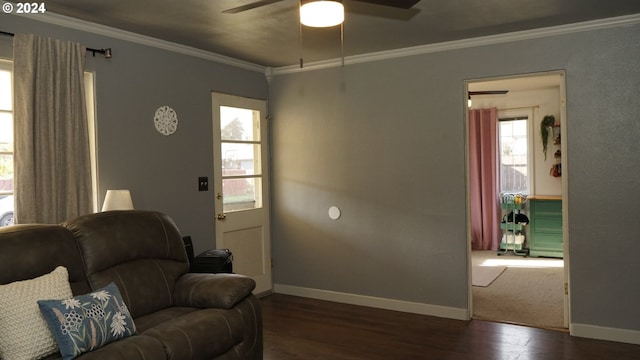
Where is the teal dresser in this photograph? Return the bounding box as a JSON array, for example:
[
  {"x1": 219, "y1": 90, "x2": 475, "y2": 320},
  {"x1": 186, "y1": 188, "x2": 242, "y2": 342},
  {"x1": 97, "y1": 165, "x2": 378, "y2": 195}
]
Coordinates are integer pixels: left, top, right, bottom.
[{"x1": 528, "y1": 196, "x2": 563, "y2": 258}]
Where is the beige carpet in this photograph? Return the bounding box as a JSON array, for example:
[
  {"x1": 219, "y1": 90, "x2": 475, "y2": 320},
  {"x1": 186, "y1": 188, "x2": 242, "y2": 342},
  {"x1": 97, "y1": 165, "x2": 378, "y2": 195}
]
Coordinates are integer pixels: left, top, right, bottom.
[
  {"x1": 472, "y1": 266, "x2": 506, "y2": 287},
  {"x1": 472, "y1": 251, "x2": 565, "y2": 329}
]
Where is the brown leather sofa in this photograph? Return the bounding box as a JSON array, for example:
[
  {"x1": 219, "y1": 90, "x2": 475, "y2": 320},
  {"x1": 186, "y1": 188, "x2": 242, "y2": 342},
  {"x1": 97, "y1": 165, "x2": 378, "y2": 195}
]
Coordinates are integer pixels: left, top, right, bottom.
[{"x1": 0, "y1": 210, "x2": 262, "y2": 359}]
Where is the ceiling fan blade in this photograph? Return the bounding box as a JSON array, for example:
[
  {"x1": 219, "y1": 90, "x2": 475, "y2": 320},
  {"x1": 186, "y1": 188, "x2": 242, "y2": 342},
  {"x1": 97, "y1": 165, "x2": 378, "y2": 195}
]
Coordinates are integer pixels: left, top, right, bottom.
[
  {"x1": 222, "y1": 0, "x2": 286, "y2": 14},
  {"x1": 352, "y1": 0, "x2": 421, "y2": 9},
  {"x1": 469, "y1": 90, "x2": 509, "y2": 95},
  {"x1": 223, "y1": 0, "x2": 420, "y2": 14}
]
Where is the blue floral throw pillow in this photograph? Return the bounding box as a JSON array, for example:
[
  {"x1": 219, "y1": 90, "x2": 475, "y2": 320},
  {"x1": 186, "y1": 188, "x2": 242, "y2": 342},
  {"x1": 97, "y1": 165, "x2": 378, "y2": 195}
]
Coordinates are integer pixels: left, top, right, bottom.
[{"x1": 37, "y1": 283, "x2": 136, "y2": 359}]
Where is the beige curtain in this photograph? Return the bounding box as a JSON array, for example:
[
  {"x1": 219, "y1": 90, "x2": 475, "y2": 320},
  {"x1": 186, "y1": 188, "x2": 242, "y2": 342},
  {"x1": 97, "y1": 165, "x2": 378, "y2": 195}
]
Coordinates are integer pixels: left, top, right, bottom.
[{"x1": 13, "y1": 34, "x2": 92, "y2": 224}]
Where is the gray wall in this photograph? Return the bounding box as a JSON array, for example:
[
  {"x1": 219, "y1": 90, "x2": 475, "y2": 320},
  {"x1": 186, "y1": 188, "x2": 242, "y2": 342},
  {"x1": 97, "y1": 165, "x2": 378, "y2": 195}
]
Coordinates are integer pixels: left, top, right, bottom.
[
  {"x1": 3, "y1": 11, "x2": 639, "y2": 335},
  {"x1": 1, "y1": 14, "x2": 269, "y2": 255},
  {"x1": 270, "y1": 24, "x2": 640, "y2": 331}
]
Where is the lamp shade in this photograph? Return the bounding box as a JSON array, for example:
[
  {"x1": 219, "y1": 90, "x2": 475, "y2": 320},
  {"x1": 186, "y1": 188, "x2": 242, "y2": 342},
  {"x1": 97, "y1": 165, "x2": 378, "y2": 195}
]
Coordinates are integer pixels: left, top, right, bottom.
[
  {"x1": 101, "y1": 190, "x2": 134, "y2": 211},
  {"x1": 300, "y1": 1, "x2": 344, "y2": 27}
]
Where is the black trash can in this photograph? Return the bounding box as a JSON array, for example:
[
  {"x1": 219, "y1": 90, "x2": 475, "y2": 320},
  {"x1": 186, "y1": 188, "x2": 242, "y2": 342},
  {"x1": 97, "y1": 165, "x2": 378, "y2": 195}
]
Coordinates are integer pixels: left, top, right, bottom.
[{"x1": 190, "y1": 248, "x2": 233, "y2": 274}]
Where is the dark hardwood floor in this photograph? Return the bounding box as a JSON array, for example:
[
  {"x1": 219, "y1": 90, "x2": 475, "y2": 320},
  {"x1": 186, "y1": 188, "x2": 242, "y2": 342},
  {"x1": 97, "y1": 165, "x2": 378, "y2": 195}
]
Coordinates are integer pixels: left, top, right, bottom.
[{"x1": 261, "y1": 294, "x2": 640, "y2": 359}]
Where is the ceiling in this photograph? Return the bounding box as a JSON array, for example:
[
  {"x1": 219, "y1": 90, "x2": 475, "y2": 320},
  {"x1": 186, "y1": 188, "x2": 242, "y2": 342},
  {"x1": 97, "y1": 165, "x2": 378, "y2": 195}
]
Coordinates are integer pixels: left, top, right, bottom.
[{"x1": 41, "y1": 0, "x2": 640, "y2": 68}]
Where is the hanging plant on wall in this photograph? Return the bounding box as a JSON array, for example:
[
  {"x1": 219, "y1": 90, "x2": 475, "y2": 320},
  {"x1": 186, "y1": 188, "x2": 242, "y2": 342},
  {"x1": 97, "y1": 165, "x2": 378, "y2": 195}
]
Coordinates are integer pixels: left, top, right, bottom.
[{"x1": 540, "y1": 115, "x2": 556, "y2": 160}]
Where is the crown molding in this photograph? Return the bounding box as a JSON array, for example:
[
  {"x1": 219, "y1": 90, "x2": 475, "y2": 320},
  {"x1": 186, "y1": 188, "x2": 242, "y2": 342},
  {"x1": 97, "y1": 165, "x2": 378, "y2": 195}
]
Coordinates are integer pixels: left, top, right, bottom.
[
  {"x1": 13, "y1": 11, "x2": 640, "y2": 77},
  {"x1": 14, "y1": 11, "x2": 266, "y2": 73},
  {"x1": 270, "y1": 13, "x2": 640, "y2": 76}
]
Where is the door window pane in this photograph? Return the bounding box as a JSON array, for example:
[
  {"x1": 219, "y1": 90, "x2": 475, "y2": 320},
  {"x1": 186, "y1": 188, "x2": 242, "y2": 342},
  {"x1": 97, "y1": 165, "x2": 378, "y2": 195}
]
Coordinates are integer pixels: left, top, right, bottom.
[
  {"x1": 222, "y1": 177, "x2": 262, "y2": 212},
  {"x1": 219, "y1": 105, "x2": 263, "y2": 213},
  {"x1": 221, "y1": 143, "x2": 261, "y2": 176},
  {"x1": 220, "y1": 106, "x2": 260, "y2": 141}
]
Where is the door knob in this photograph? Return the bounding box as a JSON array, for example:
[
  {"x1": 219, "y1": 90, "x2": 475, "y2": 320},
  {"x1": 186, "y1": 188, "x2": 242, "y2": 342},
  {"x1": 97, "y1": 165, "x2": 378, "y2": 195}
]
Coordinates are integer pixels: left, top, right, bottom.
[
  {"x1": 216, "y1": 192, "x2": 223, "y2": 200},
  {"x1": 217, "y1": 213, "x2": 226, "y2": 221}
]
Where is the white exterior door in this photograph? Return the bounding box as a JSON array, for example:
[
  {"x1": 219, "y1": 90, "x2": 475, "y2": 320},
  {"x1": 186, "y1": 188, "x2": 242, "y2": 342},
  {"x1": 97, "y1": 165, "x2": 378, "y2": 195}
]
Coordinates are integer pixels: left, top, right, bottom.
[{"x1": 212, "y1": 92, "x2": 271, "y2": 295}]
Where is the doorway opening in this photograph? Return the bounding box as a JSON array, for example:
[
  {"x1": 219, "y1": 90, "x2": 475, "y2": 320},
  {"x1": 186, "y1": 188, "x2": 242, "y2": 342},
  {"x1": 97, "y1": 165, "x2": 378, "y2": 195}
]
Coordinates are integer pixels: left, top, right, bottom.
[{"x1": 466, "y1": 71, "x2": 569, "y2": 330}]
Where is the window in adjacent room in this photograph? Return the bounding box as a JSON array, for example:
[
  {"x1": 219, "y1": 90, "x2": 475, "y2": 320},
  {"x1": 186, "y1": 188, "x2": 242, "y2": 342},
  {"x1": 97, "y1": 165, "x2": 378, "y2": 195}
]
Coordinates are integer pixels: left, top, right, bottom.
[{"x1": 498, "y1": 115, "x2": 530, "y2": 194}]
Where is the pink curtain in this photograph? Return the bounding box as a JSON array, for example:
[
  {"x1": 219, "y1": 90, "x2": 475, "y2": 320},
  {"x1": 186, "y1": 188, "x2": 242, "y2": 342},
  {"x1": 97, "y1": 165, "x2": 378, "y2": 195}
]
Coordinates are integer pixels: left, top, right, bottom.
[{"x1": 469, "y1": 108, "x2": 500, "y2": 250}]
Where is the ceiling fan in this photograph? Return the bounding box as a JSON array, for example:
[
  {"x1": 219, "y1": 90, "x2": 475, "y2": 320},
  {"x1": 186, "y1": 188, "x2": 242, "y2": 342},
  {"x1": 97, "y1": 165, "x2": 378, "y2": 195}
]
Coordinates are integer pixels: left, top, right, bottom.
[
  {"x1": 467, "y1": 90, "x2": 509, "y2": 107},
  {"x1": 223, "y1": 0, "x2": 421, "y2": 66},
  {"x1": 222, "y1": 0, "x2": 421, "y2": 15},
  {"x1": 468, "y1": 91, "x2": 509, "y2": 96}
]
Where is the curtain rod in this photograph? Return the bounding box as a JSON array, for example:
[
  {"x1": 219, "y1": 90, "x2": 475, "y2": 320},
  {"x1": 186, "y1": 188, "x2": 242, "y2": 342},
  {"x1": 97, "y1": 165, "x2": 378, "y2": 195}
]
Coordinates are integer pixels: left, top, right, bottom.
[{"x1": 0, "y1": 30, "x2": 112, "y2": 58}]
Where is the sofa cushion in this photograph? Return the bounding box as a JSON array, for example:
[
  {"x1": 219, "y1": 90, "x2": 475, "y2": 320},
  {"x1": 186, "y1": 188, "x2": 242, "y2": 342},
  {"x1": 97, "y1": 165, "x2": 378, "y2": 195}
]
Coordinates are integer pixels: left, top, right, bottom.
[
  {"x1": 0, "y1": 224, "x2": 91, "y2": 296},
  {"x1": 143, "y1": 308, "x2": 245, "y2": 359},
  {"x1": 40, "y1": 334, "x2": 168, "y2": 360},
  {"x1": 133, "y1": 307, "x2": 199, "y2": 333},
  {"x1": 64, "y1": 210, "x2": 189, "y2": 318},
  {"x1": 0, "y1": 266, "x2": 73, "y2": 360},
  {"x1": 173, "y1": 273, "x2": 256, "y2": 309},
  {"x1": 71, "y1": 334, "x2": 167, "y2": 360},
  {"x1": 38, "y1": 283, "x2": 137, "y2": 359}
]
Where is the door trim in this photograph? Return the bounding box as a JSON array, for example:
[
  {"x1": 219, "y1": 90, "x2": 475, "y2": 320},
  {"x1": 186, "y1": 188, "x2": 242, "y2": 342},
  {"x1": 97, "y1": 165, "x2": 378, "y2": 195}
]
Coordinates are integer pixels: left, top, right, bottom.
[{"x1": 464, "y1": 70, "x2": 569, "y2": 328}]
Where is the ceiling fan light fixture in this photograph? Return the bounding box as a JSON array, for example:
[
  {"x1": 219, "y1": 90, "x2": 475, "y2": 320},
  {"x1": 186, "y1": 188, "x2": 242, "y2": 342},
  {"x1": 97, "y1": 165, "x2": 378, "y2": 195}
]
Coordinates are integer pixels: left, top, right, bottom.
[{"x1": 300, "y1": 0, "x2": 344, "y2": 28}]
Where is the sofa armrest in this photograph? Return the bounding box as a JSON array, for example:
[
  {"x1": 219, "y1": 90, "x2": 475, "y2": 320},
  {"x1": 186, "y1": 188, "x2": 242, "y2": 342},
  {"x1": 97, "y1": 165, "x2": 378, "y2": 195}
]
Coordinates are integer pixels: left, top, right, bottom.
[{"x1": 173, "y1": 273, "x2": 256, "y2": 309}]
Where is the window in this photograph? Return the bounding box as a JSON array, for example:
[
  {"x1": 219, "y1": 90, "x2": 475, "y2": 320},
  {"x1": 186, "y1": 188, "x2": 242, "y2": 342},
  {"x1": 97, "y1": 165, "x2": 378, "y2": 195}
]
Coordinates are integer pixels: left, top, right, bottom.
[
  {"x1": 0, "y1": 61, "x2": 97, "y2": 226},
  {"x1": 0, "y1": 61, "x2": 14, "y2": 226},
  {"x1": 219, "y1": 105, "x2": 263, "y2": 212},
  {"x1": 499, "y1": 116, "x2": 530, "y2": 194},
  {"x1": 84, "y1": 72, "x2": 98, "y2": 212}
]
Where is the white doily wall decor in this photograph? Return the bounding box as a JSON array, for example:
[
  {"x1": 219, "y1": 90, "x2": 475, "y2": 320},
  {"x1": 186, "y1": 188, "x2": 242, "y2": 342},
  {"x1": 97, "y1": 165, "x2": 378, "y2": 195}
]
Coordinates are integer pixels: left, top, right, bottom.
[{"x1": 154, "y1": 106, "x2": 178, "y2": 135}]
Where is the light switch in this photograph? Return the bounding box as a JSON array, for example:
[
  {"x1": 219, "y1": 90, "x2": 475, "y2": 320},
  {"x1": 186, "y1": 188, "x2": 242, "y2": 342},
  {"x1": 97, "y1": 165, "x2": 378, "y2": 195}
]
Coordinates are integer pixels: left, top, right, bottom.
[{"x1": 198, "y1": 177, "x2": 208, "y2": 191}]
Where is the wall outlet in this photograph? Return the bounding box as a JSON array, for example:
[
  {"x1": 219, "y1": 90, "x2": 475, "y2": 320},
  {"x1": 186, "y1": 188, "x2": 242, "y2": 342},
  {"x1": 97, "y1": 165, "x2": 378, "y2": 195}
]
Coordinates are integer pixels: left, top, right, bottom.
[{"x1": 198, "y1": 177, "x2": 208, "y2": 191}]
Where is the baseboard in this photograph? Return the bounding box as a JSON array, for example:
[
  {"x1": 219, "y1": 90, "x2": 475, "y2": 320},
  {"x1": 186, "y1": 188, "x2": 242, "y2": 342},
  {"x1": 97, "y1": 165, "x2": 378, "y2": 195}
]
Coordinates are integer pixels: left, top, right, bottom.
[
  {"x1": 274, "y1": 284, "x2": 469, "y2": 321},
  {"x1": 570, "y1": 323, "x2": 640, "y2": 345}
]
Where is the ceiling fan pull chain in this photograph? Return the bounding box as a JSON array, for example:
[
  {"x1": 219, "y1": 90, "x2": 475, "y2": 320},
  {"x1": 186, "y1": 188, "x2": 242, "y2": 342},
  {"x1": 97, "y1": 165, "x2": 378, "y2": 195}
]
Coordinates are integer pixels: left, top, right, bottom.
[
  {"x1": 341, "y1": 22, "x2": 344, "y2": 67},
  {"x1": 299, "y1": 0, "x2": 304, "y2": 68}
]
